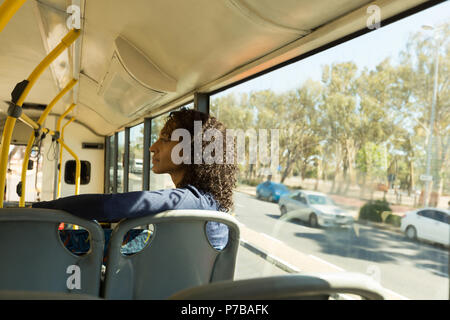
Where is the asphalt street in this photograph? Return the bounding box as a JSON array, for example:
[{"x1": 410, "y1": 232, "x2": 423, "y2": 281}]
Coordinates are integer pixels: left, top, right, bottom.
[{"x1": 232, "y1": 191, "x2": 449, "y2": 300}]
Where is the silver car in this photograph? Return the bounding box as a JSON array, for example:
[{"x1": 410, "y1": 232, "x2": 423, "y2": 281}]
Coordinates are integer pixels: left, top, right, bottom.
[{"x1": 278, "y1": 190, "x2": 354, "y2": 227}]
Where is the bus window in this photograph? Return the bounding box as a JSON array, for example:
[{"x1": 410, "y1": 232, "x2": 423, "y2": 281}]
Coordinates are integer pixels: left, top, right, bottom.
[
  {"x1": 129, "y1": 123, "x2": 144, "y2": 191},
  {"x1": 116, "y1": 131, "x2": 125, "y2": 193},
  {"x1": 108, "y1": 135, "x2": 115, "y2": 193},
  {"x1": 0, "y1": 0, "x2": 448, "y2": 302},
  {"x1": 210, "y1": 3, "x2": 449, "y2": 299},
  {"x1": 5, "y1": 145, "x2": 42, "y2": 204},
  {"x1": 64, "y1": 160, "x2": 91, "y2": 185},
  {"x1": 150, "y1": 112, "x2": 175, "y2": 191}
]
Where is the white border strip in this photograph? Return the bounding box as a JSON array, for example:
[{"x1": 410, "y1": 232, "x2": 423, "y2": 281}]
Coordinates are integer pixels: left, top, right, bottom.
[{"x1": 308, "y1": 254, "x2": 346, "y2": 272}]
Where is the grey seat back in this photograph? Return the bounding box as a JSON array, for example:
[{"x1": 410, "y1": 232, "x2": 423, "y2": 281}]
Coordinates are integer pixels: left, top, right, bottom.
[
  {"x1": 0, "y1": 208, "x2": 104, "y2": 296},
  {"x1": 169, "y1": 273, "x2": 387, "y2": 300},
  {"x1": 103, "y1": 210, "x2": 240, "y2": 300}
]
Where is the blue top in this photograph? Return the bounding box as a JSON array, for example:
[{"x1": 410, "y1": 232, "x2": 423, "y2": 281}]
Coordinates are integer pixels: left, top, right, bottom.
[{"x1": 32, "y1": 185, "x2": 229, "y2": 251}]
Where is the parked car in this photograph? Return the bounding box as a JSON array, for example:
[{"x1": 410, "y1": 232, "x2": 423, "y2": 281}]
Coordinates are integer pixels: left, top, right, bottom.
[
  {"x1": 256, "y1": 181, "x2": 290, "y2": 203},
  {"x1": 278, "y1": 190, "x2": 354, "y2": 228},
  {"x1": 131, "y1": 158, "x2": 143, "y2": 174},
  {"x1": 400, "y1": 208, "x2": 450, "y2": 247}
]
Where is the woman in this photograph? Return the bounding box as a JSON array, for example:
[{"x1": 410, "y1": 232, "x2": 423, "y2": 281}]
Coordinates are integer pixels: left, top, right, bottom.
[{"x1": 33, "y1": 108, "x2": 237, "y2": 250}]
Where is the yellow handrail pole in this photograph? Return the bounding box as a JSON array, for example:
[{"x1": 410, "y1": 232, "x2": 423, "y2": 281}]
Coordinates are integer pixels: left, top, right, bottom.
[
  {"x1": 57, "y1": 136, "x2": 64, "y2": 197},
  {"x1": 58, "y1": 140, "x2": 80, "y2": 195},
  {"x1": 19, "y1": 79, "x2": 78, "y2": 206},
  {"x1": 16, "y1": 29, "x2": 80, "y2": 107},
  {"x1": 40, "y1": 79, "x2": 77, "y2": 123},
  {"x1": 0, "y1": 0, "x2": 27, "y2": 34},
  {"x1": 57, "y1": 103, "x2": 76, "y2": 132},
  {"x1": 57, "y1": 119, "x2": 79, "y2": 195},
  {"x1": 0, "y1": 29, "x2": 79, "y2": 208},
  {"x1": 56, "y1": 104, "x2": 76, "y2": 197},
  {"x1": 0, "y1": 119, "x2": 15, "y2": 205}
]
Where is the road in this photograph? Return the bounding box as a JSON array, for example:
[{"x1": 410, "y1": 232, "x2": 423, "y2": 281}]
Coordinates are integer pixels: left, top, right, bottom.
[{"x1": 233, "y1": 191, "x2": 449, "y2": 300}]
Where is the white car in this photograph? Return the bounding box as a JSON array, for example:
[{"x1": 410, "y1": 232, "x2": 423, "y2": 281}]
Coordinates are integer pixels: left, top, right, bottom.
[
  {"x1": 131, "y1": 159, "x2": 143, "y2": 174},
  {"x1": 278, "y1": 190, "x2": 354, "y2": 228},
  {"x1": 400, "y1": 208, "x2": 450, "y2": 247}
]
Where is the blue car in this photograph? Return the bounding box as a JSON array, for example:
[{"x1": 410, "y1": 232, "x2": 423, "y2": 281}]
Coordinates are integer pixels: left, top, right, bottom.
[{"x1": 256, "y1": 181, "x2": 291, "y2": 203}]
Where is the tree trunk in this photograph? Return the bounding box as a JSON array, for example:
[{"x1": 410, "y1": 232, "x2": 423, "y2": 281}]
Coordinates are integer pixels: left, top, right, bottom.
[
  {"x1": 247, "y1": 164, "x2": 254, "y2": 180},
  {"x1": 314, "y1": 158, "x2": 322, "y2": 191},
  {"x1": 343, "y1": 139, "x2": 356, "y2": 195},
  {"x1": 330, "y1": 143, "x2": 341, "y2": 194},
  {"x1": 280, "y1": 150, "x2": 293, "y2": 184},
  {"x1": 408, "y1": 159, "x2": 414, "y2": 197}
]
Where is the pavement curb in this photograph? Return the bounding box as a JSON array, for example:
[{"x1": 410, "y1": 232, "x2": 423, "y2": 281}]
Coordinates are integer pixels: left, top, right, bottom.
[{"x1": 239, "y1": 239, "x2": 301, "y2": 274}]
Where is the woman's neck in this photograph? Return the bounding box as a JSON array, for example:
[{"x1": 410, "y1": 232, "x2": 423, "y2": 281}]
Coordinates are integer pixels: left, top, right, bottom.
[{"x1": 170, "y1": 168, "x2": 186, "y2": 188}]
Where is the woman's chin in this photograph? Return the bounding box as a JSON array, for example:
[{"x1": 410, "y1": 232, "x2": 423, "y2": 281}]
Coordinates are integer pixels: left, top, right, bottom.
[{"x1": 151, "y1": 166, "x2": 164, "y2": 174}]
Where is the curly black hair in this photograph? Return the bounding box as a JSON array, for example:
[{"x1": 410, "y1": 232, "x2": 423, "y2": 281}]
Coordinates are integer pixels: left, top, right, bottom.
[{"x1": 160, "y1": 108, "x2": 237, "y2": 212}]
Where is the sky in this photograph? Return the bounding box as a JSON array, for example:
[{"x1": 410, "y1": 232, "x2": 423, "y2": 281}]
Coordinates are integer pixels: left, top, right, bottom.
[
  {"x1": 131, "y1": 2, "x2": 450, "y2": 142},
  {"x1": 214, "y1": 1, "x2": 450, "y2": 98}
]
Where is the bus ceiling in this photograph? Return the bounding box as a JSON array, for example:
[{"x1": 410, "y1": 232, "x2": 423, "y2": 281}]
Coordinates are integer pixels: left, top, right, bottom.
[{"x1": 0, "y1": 0, "x2": 440, "y2": 138}]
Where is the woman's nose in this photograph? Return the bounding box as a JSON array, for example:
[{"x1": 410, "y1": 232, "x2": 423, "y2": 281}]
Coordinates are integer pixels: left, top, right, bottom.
[{"x1": 149, "y1": 141, "x2": 157, "y2": 153}]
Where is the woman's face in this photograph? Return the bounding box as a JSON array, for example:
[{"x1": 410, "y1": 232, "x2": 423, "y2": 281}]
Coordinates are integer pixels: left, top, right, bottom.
[{"x1": 149, "y1": 123, "x2": 183, "y2": 176}]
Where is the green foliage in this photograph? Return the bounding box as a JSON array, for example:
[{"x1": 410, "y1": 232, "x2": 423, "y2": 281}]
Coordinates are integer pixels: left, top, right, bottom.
[
  {"x1": 385, "y1": 214, "x2": 402, "y2": 228},
  {"x1": 209, "y1": 23, "x2": 450, "y2": 193},
  {"x1": 355, "y1": 142, "x2": 386, "y2": 178},
  {"x1": 238, "y1": 178, "x2": 262, "y2": 187},
  {"x1": 358, "y1": 200, "x2": 391, "y2": 223}
]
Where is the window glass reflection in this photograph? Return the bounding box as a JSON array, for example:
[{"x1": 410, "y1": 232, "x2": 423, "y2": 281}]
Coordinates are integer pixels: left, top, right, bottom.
[
  {"x1": 117, "y1": 131, "x2": 124, "y2": 193},
  {"x1": 108, "y1": 135, "x2": 114, "y2": 193},
  {"x1": 129, "y1": 124, "x2": 144, "y2": 191}
]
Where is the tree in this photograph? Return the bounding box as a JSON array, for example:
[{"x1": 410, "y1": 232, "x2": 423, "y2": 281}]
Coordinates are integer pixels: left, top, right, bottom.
[
  {"x1": 319, "y1": 62, "x2": 359, "y2": 194},
  {"x1": 396, "y1": 23, "x2": 450, "y2": 203}
]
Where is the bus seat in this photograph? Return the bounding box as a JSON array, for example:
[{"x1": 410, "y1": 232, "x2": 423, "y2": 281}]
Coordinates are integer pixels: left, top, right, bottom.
[
  {"x1": 0, "y1": 208, "x2": 104, "y2": 296},
  {"x1": 168, "y1": 273, "x2": 387, "y2": 300},
  {"x1": 102, "y1": 210, "x2": 240, "y2": 300},
  {"x1": 0, "y1": 290, "x2": 103, "y2": 300}
]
